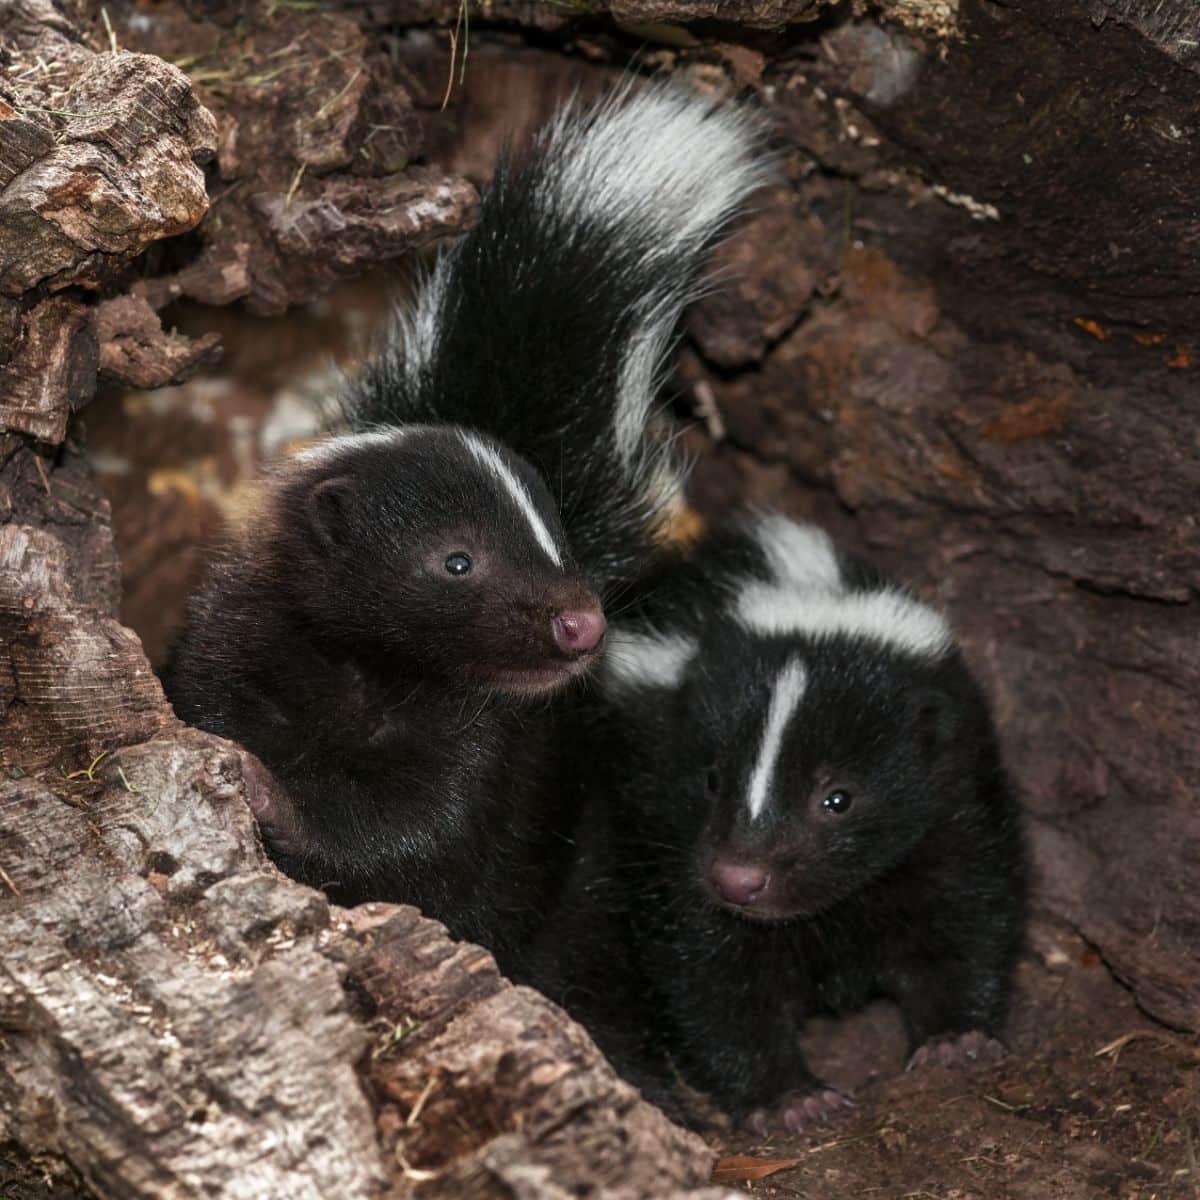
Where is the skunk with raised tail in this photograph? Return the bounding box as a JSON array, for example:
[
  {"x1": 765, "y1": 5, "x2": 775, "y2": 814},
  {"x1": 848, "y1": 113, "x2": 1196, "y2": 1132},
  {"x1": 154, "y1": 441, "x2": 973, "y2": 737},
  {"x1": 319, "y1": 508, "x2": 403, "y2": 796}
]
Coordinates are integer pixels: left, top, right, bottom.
[
  {"x1": 165, "y1": 83, "x2": 770, "y2": 959},
  {"x1": 524, "y1": 512, "x2": 1027, "y2": 1130},
  {"x1": 351, "y1": 82, "x2": 770, "y2": 583}
]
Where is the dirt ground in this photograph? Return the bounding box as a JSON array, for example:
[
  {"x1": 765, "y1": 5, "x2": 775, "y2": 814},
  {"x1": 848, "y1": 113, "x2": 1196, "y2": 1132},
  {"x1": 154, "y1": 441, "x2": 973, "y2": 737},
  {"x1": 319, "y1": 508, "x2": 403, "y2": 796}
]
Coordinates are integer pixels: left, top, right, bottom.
[{"x1": 709, "y1": 918, "x2": 1200, "y2": 1200}]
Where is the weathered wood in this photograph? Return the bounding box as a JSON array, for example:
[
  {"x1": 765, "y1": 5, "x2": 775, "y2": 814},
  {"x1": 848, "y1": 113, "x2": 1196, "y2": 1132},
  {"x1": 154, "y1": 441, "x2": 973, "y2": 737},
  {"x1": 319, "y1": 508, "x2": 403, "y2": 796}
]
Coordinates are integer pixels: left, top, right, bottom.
[
  {"x1": 0, "y1": 3, "x2": 219, "y2": 441},
  {"x1": 1094, "y1": 0, "x2": 1200, "y2": 71},
  {"x1": 0, "y1": 49, "x2": 216, "y2": 296},
  {"x1": 0, "y1": 296, "x2": 97, "y2": 443},
  {"x1": 110, "y1": 2, "x2": 479, "y2": 317},
  {"x1": 95, "y1": 294, "x2": 221, "y2": 390},
  {"x1": 345, "y1": 905, "x2": 715, "y2": 1197}
]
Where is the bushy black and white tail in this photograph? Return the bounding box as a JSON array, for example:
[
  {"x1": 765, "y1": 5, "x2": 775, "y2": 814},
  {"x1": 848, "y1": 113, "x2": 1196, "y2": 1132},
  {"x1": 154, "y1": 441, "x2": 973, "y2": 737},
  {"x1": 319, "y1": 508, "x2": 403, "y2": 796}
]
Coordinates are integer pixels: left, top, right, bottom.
[{"x1": 349, "y1": 80, "x2": 772, "y2": 586}]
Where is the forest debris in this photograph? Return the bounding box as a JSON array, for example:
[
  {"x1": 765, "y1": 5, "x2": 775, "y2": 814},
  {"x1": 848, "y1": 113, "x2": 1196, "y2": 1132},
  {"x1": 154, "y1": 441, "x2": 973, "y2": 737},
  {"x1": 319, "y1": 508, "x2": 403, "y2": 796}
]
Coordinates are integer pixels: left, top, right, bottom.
[
  {"x1": 0, "y1": 52, "x2": 216, "y2": 295},
  {"x1": 929, "y1": 182, "x2": 1000, "y2": 220},
  {"x1": 0, "y1": 296, "x2": 96, "y2": 444},
  {"x1": 107, "y1": 3, "x2": 474, "y2": 317},
  {"x1": 65, "y1": 751, "x2": 110, "y2": 782},
  {"x1": 609, "y1": 0, "x2": 825, "y2": 28},
  {"x1": 712, "y1": 1154, "x2": 803, "y2": 1183},
  {"x1": 1073, "y1": 316, "x2": 1113, "y2": 340},
  {"x1": 982, "y1": 393, "x2": 1071, "y2": 444},
  {"x1": 1095, "y1": 1031, "x2": 1200, "y2": 1064},
  {"x1": 95, "y1": 294, "x2": 223, "y2": 389}
]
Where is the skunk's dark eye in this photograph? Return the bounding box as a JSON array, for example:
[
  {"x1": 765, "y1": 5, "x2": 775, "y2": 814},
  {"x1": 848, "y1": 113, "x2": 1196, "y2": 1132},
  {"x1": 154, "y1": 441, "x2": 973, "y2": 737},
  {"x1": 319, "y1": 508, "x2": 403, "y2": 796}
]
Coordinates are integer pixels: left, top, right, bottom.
[
  {"x1": 444, "y1": 552, "x2": 473, "y2": 576},
  {"x1": 706, "y1": 767, "x2": 721, "y2": 795},
  {"x1": 822, "y1": 789, "x2": 852, "y2": 814}
]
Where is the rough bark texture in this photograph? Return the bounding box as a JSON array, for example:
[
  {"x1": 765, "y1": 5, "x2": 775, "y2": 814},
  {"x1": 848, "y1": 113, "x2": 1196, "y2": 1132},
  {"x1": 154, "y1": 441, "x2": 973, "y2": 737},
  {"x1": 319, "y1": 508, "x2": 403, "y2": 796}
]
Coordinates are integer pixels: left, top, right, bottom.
[
  {"x1": 113, "y1": 1, "x2": 478, "y2": 317},
  {"x1": 0, "y1": 0, "x2": 221, "y2": 425},
  {"x1": 2, "y1": 0, "x2": 1199, "y2": 1195}
]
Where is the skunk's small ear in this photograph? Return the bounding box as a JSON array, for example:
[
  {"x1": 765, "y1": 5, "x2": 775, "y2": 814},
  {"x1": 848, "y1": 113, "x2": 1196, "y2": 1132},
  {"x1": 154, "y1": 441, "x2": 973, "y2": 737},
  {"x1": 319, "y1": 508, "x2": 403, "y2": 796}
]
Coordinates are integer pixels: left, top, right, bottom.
[
  {"x1": 307, "y1": 476, "x2": 356, "y2": 553},
  {"x1": 907, "y1": 687, "x2": 959, "y2": 758}
]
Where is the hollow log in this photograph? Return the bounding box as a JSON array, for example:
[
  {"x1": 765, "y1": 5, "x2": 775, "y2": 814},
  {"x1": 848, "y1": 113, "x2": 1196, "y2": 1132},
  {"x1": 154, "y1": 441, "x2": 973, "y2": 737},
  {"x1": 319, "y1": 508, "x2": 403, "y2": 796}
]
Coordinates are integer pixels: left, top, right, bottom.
[{"x1": 1, "y1": 0, "x2": 1198, "y2": 1194}]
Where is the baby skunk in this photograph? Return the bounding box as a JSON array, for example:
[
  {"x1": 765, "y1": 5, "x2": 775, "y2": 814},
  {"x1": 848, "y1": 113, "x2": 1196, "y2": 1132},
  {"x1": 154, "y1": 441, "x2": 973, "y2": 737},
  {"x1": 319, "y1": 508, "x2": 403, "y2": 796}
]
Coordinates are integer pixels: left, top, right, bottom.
[
  {"x1": 525, "y1": 512, "x2": 1027, "y2": 1130},
  {"x1": 165, "y1": 83, "x2": 769, "y2": 960}
]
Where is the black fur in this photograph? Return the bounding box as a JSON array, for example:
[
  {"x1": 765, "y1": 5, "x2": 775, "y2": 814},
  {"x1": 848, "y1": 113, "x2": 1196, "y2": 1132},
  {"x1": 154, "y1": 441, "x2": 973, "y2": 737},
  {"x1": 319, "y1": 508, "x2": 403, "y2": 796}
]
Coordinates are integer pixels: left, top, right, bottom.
[
  {"x1": 165, "y1": 84, "x2": 767, "y2": 962},
  {"x1": 522, "y1": 516, "x2": 1028, "y2": 1124},
  {"x1": 166, "y1": 428, "x2": 597, "y2": 956}
]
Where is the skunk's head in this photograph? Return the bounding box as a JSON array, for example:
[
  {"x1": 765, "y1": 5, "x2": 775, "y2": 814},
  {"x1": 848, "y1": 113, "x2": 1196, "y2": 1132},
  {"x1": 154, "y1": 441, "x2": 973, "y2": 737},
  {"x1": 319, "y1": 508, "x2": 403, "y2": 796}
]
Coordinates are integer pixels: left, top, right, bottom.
[
  {"x1": 687, "y1": 629, "x2": 984, "y2": 922},
  {"x1": 602, "y1": 516, "x2": 989, "y2": 921},
  {"x1": 272, "y1": 427, "x2": 605, "y2": 698}
]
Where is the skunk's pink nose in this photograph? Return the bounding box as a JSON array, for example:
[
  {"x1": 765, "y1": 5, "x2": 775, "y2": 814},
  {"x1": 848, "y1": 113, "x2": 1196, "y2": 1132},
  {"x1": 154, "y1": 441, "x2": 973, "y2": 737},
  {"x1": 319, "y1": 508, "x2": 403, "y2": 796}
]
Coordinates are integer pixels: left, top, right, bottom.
[
  {"x1": 552, "y1": 608, "x2": 607, "y2": 654},
  {"x1": 712, "y1": 861, "x2": 770, "y2": 907}
]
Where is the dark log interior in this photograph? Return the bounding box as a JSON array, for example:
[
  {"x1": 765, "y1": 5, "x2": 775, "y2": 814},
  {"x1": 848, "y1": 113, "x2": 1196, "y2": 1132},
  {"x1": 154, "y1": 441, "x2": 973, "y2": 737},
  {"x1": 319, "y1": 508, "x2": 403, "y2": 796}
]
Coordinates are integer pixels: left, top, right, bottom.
[{"x1": 2, "y1": 0, "x2": 1197, "y2": 1196}]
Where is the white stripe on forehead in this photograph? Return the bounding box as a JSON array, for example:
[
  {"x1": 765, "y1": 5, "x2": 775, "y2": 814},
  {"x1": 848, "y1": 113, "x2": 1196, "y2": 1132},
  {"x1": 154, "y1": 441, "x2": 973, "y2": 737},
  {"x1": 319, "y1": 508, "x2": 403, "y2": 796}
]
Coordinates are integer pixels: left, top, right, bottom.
[
  {"x1": 746, "y1": 657, "x2": 808, "y2": 821},
  {"x1": 290, "y1": 428, "x2": 409, "y2": 466},
  {"x1": 602, "y1": 629, "x2": 698, "y2": 694},
  {"x1": 736, "y1": 586, "x2": 952, "y2": 659},
  {"x1": 459, "y1": 432, "x2": 564, "y2": 568}
]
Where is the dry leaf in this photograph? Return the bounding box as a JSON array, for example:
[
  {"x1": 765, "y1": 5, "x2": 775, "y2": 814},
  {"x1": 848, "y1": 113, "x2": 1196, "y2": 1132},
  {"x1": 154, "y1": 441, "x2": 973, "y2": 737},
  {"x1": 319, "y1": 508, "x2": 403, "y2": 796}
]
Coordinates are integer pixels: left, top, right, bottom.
[{"x1": 712, "y1": 1154, "x2": 803, "y2": 1184}]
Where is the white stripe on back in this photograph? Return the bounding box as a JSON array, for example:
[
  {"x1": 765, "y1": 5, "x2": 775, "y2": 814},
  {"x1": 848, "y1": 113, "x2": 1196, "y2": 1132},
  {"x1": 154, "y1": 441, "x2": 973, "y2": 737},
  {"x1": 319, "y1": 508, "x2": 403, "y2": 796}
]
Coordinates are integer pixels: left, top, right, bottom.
[
  {"x1": 752, "y1": 512, "x2": 843, "y2": 592},
  {"x1": 460, "y1": 432, "x2": 564, "y2": 568},
  {"x1": 746, "y1": 657, "x2": 807, "y2": 821},
  {"x1": 602, "y1": 629, "x2": 698, "y2": 693},
  {"x1": 736, "y1": 586, "x2": 951, "y2": 659}
]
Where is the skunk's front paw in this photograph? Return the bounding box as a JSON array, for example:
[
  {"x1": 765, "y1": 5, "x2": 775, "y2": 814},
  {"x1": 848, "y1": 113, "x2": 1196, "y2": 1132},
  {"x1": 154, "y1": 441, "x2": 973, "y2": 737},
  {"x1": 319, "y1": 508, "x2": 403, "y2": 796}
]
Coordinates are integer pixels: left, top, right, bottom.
[
  {"x1": 906, "y1": 1029, "x2": 1007, "y2": 1072},
  {"x1": 744, "y1": 1087, "x2": 855, "y2": 1136},
  {"x1": 239, "y1": 751, "x2": 307, "y2": 858}
]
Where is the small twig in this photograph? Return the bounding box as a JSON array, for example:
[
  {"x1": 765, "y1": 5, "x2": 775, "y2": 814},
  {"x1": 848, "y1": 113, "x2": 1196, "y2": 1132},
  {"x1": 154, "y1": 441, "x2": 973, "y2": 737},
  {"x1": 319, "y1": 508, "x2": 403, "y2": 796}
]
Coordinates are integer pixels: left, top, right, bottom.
[
  {"x1": 1095, "y1": 1030, "x2": 1200, "y2": 1063},
  {"x1": 18, "y1": 104, "x2": 121, "y2": 119},
  {"x1": 1138, "y1": 1120, "x2": 1167, "y2": 1163},
  {"x1": 440, "y1": 0, "x2": 469, "y2": 111},
  {"x1": 314, "y1": 67, "x2": 362, "y2": 123},
  {"x1": 692, "y1": 380, "x2": 725, "y2": 441},
  {"x1": 395, "y1": 1149, "x2": 440, "y2": 1183},
  {"x1": 100, "y1": 6, "x2": 119, "y2": 53},
  {"x1": 406, "y1": 1069, "x2": 441, "y2": 1128},
  {"x1": 0, "y1": 863, "x2": 22, "y2": 897},
  {"x1": 805, "y1": 1122, "x2": 891, "y2": 1155},
  {"x1": 206, "y1": 178, "x2": 245, "y2": 214},
  {"x1": 32, "y1": 453, "x2": 52, "y2": 496},
  {"x1": 371, "y1": 1016, "x2": 421, "y2": 1060},
  {"x1": 459, "y1": 0, "x2": 470, "y2": 85},
  {"x1": 66, "y1": 750, "x2": 109, "y2": 782},
  {"x1": 284, "y1": 163, "x2": 306, "y2": 210},
  {"x1": 116, "y1": 766, "x2": 147, "y2": 797},
  {"x1": 267, "y1": 32, "x2": 310, "y2": 59}
]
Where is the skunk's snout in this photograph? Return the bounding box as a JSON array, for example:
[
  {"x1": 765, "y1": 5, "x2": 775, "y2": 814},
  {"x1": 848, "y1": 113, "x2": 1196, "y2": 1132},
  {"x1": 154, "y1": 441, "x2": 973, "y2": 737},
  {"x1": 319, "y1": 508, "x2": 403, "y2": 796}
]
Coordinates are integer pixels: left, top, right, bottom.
[
  {"x1": 711, "y1": 859, "x2": 771, "y2": 907},
  {"x1": 552, "y1": 608, "x2": 607, "y2": 655}
]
